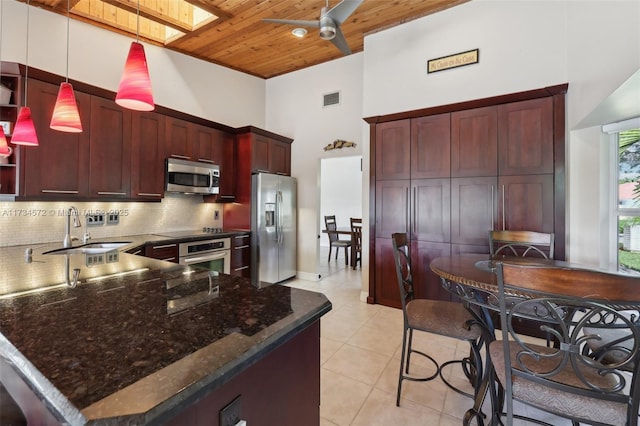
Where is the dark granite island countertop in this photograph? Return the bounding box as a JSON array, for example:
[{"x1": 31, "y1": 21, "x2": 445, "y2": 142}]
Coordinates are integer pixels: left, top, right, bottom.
[{"x1": 0, "y1": 243, "x2": 331, "y2": 425}]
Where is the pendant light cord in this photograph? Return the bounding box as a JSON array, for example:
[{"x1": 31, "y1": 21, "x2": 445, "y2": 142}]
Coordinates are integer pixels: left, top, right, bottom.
[
  {"x1": 24, "y1": 0, "x2": 30, "y2": 106},
  {"x1": 136, "y1": 0, "x2": 140, "y2": 42},
  {"x1": 65, "y1": 0, "x2": 70, "y2": 83}
]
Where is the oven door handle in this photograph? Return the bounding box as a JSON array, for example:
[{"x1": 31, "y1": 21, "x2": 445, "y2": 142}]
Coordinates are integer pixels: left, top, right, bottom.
[{"x1": 183, "y1": 252, "x2": 227, "y2": 264}]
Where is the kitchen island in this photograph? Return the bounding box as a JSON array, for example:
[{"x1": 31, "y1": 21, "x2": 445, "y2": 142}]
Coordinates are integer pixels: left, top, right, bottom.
[{"x1": 0, "y1": 239, "x2": 330, "y2": 425}]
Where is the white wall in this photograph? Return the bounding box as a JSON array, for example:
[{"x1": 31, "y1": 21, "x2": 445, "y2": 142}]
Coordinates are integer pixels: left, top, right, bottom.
[
  {"x1": 1, "y1": 0, "x2": 265, "y2": 128},
  {"x1": 320, "y1": 156, "x2": 363, "y2": 247},
  {"x1": 265, "y1": 53, "x2": 365, "y2": 282}
]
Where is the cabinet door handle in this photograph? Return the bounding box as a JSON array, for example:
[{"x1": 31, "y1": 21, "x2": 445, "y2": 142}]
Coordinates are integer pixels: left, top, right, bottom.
[
  {"x1": 406, "y1": 187, "x2": 410, "y2": 234},
  {"x1": 138, "y1": 192, "x2": 162, "y2": 197},
  {"x1": 152, "y1": 243, "x2": 177, "y2": 249},
  {"x1": 501, "y1": 184, "x2": 506, "y2": 231},
  {"x1": 42, "y1": 189, "x2": 79, "y2": 194},
  {"x1": 130, "y1": 249, "x2": 143, "y2": 255},
  {"x1": 276, "y1": 172, "x2": 288, "y2": 176},
  {"x1": 490, "y1": 185, "x2": 495, "y2": 231},
  {"x1": 413, "y1": 186, "x2": 417, "y2": 235},
  {"x1": 197, "y1": 158, "x2": 216, "y2": 164},
  {"x1": 97, "y1": 191, "x2": 126, "y2": 196},
  {"x1": 162, "y1": 257, "x2": 176, "y2": 262},
  {"x1": 219, "y1": 195, "x2": 235, "y2": 199},
  {"x1": 171, "y1": 154, "x2": 190, "y2": 160},
  {"x1": 235, "y1": 245, "x2": 250, "y2": 250},
  {"x1": 234, "y1": 266, "x2": 249, "y2": 271},
  {"x1": 256, "y1": 169, "x2": 269, "y2": 173}
]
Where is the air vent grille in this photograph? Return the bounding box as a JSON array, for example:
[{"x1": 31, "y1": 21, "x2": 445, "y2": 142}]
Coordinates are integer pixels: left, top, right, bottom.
[{"x1": 323, "y1": 91, "x2": 340, "y2": 107}]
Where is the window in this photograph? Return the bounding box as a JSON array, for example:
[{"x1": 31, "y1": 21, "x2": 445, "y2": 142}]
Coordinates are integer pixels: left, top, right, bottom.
[{"x1": 615, "y1": 126, "x2": 640, "y2": 272}]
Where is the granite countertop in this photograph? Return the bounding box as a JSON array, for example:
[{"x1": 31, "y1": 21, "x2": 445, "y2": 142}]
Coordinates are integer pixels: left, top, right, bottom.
[{"x1": 0, "y1": 235, "x2": 331, "y2": 425}]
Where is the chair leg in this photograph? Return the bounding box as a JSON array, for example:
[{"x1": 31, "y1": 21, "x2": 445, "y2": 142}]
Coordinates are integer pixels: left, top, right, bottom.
[
  {"x1": 327, "y1": 245, "x2": 332, "y2": 262},
  {"x1": 344, "y1": 246, "x2": 349, "y2": 265},
  {"x1": 397, "y1": 327, "x2": 409, "y2": 407}
]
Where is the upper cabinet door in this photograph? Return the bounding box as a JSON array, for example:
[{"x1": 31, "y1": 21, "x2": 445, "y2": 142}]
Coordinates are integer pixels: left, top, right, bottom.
[
  {"x1": 498, "y1": 97, "x2": 554, "y2": 175},
  {"x1": 131, "y1": 111, "x2": 165, "y2": 200},
  {"x1": 165, "y1": 116, "x2": 193, "y2": 160},
  {"x1": 375, "y1": 119, "x2": 411, "y2": 180},
  {"x1": 20, "y1": 78, "x2": 91, "y2": 198},
  {"x1": 269, "y1": 139, "x2": 290, "y2": 176},
  {"x1": 89, "y1": 96, "x2": 131, "y2": 198},
  {"x1": 411, "y1": 114, "x2": 451, "y2": 179},
  {"x1": 251, "y1": 134, "x2": 270, "y2": 173},
  {"x1": 451, "y1": 106, "x2": 498, "y2": 177},
  {"x1": 193, "y1": 124, "x2": 223, "y2": 165}
]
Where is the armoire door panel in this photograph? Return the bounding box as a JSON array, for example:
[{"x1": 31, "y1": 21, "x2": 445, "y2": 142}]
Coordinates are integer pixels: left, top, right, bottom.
[
  {"x1": 498, "y1": 97, "x2": 554, "y2": 175},
  {"x1": 451, "y1": 177, "x2": 497, "y2": 245},
  {"x1": 374, "y1": 238, "x2": 401, "y2": 308},
  {"x1": 498, "y1": 174, "x2": 554, "y2": 233},
  {"x1": 375, "y1": 120, "x2": 411, "y2": 180},
  {"x1": 412, "y1": 178, "x2": 450, "y2": 242},
  {"x1": 411, "y1": 114, "x2": 451, "y2": 179},
  {"x1": 375, "y1": 180, "x2": 409, "y2": 238},
  {"x1": 451, "y1": 106, "x2": 498, "y2": 177},
  {"x1": 411, "y1": 240, "x2": 451, "y2": 301}
]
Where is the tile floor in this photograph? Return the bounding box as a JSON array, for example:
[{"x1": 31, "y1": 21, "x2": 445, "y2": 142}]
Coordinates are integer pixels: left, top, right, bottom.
[{"x1": 285, "y1": 247, "x2": 572, "y2": 426}]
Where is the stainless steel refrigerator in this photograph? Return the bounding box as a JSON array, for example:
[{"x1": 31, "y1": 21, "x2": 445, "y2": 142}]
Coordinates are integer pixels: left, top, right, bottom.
[{"x1": 251, "y1": 173, "x2": 297, "y2": 287}]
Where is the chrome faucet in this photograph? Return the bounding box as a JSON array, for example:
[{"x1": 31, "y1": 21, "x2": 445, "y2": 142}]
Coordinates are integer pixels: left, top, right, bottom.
[{"x1": 63, "y1": 206, "x2": 81, "y2": 248}]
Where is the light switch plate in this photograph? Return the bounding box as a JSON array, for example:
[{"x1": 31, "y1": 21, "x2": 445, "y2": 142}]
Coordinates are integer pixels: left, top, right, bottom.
[
  {"x1": 86, "y1": 214, "x2": 105, "y2": 226},
  {"x1": 107, "y1": 213, "x2": 119, "y2": 225}
]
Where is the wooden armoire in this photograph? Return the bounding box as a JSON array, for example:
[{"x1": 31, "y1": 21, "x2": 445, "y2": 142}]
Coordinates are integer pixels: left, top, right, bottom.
[{"x1": 365, "y1": 84, "x2": 568, "y2": 308}]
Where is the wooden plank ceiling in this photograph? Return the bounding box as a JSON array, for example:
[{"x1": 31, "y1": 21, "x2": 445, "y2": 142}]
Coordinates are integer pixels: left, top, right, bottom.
[{"x1": 22, "y1": 0, "x2": 470, "y2": 79}]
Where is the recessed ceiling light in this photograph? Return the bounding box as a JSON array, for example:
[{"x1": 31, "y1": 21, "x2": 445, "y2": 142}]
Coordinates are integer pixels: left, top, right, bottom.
[{"x1": 292, "y1": 28, "x2": 307, "y2": 38}]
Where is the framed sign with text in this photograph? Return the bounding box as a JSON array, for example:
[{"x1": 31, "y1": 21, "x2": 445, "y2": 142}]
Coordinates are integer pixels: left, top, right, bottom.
[{"x1": 428, "y1": 49, "x2": 479, "y2": 73}]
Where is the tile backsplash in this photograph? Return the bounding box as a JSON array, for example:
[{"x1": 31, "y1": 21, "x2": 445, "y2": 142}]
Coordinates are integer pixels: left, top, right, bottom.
[{"x1": 0, "y1": 194, "x2": 224, "y2": 247}]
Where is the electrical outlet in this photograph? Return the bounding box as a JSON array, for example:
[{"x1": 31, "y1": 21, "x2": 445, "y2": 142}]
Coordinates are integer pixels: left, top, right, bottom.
[
  {"x1": 107, "y1": 213, "x2": 119, "y2": 225},
  {"x1": 86, "y1": 214, "x2": 105, "y2": 226},
  {"x1": 219, "y1": 395, "x2": 242, "y2": 426},
  {"x1": 214, "y1": 210, "x2": 220, "y2": 220}
]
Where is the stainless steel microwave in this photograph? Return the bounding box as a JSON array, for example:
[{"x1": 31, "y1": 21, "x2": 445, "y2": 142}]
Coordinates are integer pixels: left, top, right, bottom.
[{"x1": 165, "y1": 158, "x2": 220, "y2": 195}]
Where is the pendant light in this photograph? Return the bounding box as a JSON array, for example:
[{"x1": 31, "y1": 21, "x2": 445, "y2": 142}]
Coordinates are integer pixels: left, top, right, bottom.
[
  {"x1": 115, "y1": 0, "x2": 154, "y2": 111},
  {"x1": 12, "y1": 0, "x2": 38, "y2": 146},
  {"x1": 0, "y1": 0, "x2": 11, "y2": 156},
  {"x1": 50, "y1": 0, "x2": 82, "y2": 132}
]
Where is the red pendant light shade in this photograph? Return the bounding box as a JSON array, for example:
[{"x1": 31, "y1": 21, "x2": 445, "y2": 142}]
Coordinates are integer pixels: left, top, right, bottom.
[
  {"x1": 0, "y1": 132, "x2": 10, "y2": 156},
  {"x1": 12, "y1": 107, "x2": 39, "y2": 146},
  {"x1": 50, "y1": 82, "x2": 82, "y2": 132},
  {"x1": 116, "y1": 41, "x2": 154, "y2": 111}
]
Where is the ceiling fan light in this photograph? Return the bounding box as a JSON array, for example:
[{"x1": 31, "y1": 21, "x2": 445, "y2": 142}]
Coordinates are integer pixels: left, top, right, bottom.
[
  {"x1": 292, "y1": 28, "x2": 307, "y2": 38},
  {"x1": 12, "y1": 107, "x2": 39, "y2": 146},
  {"x1": 319, "y1": 25, "x2": 336, "y2": 40},
  {"x1": 50, "y1": 82, "x2": 83, "y2": 132},
  {"x1": 116, "y1": 41, "x2": 154, "y2": 112}
]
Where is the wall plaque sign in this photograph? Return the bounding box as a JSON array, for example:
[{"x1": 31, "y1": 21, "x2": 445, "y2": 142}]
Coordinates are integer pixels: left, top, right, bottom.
[{"x1": 427, "y1": 49, "x2": 479, "y2": 73}]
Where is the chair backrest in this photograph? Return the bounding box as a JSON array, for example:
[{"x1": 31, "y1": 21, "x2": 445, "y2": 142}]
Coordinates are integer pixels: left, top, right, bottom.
[
  {"x1": 391, "y1": 233, "x2": 414, "y2": 316},
  {"x1": 495, "y1": 261, "x2": 640, "y2": 423},
  {"x1": 350, "y1": 218, "x2": 362, "y2": 252},
  {"x1": 324, "y1": 215, "x2": 339, "y2": 243},
  {"x1": 490, "y1": 230, "x2": 554, "y2": 259}
]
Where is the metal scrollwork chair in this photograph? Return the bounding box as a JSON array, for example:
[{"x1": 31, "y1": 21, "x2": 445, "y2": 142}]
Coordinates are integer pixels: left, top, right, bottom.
[
  {"x1": 391, "y1": 233, "x2": 483, "y2": 406},
  {"x1": 490, "y1": 230, "x2": 554, "y2": 259},
  {"x1": 490, "y1": 262, "x2": 640, "y2": 425}
]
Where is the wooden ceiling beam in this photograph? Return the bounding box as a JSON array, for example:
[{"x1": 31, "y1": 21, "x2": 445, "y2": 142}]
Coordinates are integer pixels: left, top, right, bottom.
[{"x1": 101, "y1": 0, "x2": 194, "y2": 33}]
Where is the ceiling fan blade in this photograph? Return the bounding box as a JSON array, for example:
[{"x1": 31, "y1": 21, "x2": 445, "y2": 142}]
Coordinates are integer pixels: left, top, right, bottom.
[
  {"x1": 262, "y1": 18, "x2": 320, "y2": 28},
  {"x1": 330, "y1": 26, "x2": 352, "y2": 55},
  {"x1": 326, "y1": 0, "x2": 364, "y2": 25}
]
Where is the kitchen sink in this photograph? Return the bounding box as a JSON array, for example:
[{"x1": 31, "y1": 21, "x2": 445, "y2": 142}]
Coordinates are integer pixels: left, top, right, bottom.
[{"x1": 43, "y1": 242, "x2": 131, "y2": 255}]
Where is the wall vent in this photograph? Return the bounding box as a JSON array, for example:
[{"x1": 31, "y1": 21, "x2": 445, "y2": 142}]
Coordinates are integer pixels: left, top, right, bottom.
[{"x1": 323, "y1": 91, "x2": 340, "y2": 107}]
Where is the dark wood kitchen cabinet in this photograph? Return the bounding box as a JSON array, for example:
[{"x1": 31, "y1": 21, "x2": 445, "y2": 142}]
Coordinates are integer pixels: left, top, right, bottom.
[
  {"x1": 245, "y1": 131, "x2": 291, "y2": 176},
  {"x1": 144, "y1": 241, "x2": 178, "y2": 263},
  {"x1": 165, "y1": 116, "x2": 192, "y2": 160},
  {"x1": 18, "y1": 78, "x2": 91, "y2": 198},
  {"x1": 131, "y1": 111, "x2": 165, "y2": 200},
  {"x1": 231, "y1": 233, "x2": 251, "y2": 278},
  {"x1": 193, "y1": 123, "x2": 224, "y2": 165},
  {"x1": 89, "y1": 96, "x2": 132, "y2": 198},
  {"x1": 366, "y1": 85, "x2": 567, "y2": 307}
]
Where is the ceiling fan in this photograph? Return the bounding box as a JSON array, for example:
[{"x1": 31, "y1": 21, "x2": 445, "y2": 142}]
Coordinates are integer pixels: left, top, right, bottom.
[{"x1": 262, "y1": 0, "x2": 364, "y2": 55}]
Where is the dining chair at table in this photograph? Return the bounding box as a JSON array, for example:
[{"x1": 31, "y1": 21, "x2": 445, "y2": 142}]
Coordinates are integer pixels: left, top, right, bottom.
[
  {"x1": 350, "y1": 218, "x2": 362, "y2": 269},
  {"x1": 391, "y1": 233, "x2": 483, "y2": 406},
  {"x1": 489, "y1": 230, "x2": 554, "y2": 259},
  {"x1": 490, "y1": 262, "x2": 640, "y2": 426},
  {"x1": 324, "y1": 215, "x2": 351, "y2": 265}
]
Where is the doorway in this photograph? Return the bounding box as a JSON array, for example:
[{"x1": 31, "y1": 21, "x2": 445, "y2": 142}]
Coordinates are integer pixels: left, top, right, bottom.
[{"x1": 318, "y1": 156, "x2": 363, "y2": 278}]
